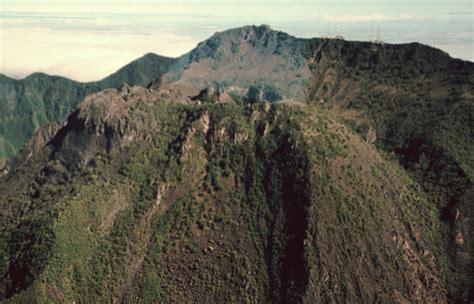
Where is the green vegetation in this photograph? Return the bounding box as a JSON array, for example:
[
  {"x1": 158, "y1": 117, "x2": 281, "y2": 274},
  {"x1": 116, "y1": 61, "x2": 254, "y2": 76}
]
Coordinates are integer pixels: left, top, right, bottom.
[
  {"x1": 0, "y1": 25, "x2": 472, "y2": 302},
  {"x1": 0, "y1": 54, "x2": 176, "y2": 158},
  {"x1": 306, "y1": 37, "x2": 474, "y2": 301},
  {"x1": 0, "y1": 96, "x2": 449, "y2": 302}
]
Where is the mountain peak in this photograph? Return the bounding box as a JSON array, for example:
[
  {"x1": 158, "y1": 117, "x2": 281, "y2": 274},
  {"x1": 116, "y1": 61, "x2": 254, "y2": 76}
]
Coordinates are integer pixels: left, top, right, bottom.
[
  {"x1": 163, "y1": 24, "x2": 309, "y2": 99},
  {"x1": 224, "y1": 24, "x2": 274, "y2": 37},
  {"x1": 189, "y1": 24, "x2": 292, "y2": 59},
  {"x1": 211, "y1": 24, "x2": 274, "y2": 38}
]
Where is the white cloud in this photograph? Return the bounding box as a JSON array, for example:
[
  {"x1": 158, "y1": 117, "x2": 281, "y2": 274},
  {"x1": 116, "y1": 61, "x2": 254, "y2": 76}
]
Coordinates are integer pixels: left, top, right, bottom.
[
  {"x1": 0, "y1": 26, "x2": 198, "y2": 81},
  {"x1": 0, "y1": 2, "x2": 472, "y2": 81}
]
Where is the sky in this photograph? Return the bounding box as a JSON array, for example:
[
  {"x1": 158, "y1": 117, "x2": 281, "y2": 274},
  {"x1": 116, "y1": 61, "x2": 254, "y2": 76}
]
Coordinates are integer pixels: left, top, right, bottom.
[{"x1": 1, "y1": 0, "x2": 472, "y2": 82}]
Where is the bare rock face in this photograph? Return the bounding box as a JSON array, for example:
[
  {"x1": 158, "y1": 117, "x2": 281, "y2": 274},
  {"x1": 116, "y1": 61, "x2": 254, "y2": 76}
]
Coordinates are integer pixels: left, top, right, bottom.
[
  {"x1": 148, "y1": 80, "x2": 195, "y2": 102},
  {"x1": 8, "y1": 84, "x2": 197, "y2": 170},
  {"x1": 49, "y1": 86, "x2": 167, "y2": 167},
  {"x1": 192, "y1": 84, "x2": 236, "y2": 103},
  {"x1": 77, "y1": 85, "x2": 158, "y2": 140},
  {"x1": 11, "y1": 122, "x2": 66, "y2": 167}
]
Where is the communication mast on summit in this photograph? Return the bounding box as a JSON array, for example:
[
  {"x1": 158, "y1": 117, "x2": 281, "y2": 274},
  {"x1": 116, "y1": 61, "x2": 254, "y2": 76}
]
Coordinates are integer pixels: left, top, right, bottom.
[
  {"x1": 322, "y1": 24, "x2": 345, "y2": 40},
  {"x1": 372, "y1": 26, "x2": 383, "y2": 45},
  {"x1": 334, "y1": 27, "x2": 344, "y2": 40},
  {"x1": 371, "y1": 26, "x2": 383, "y2": 52}
]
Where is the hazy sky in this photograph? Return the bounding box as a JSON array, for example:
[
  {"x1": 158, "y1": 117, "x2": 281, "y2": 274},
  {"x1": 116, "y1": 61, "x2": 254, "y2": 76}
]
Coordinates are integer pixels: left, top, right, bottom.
[{"x1": 1, "y1": 0, "x2": 472, "y2": 81}]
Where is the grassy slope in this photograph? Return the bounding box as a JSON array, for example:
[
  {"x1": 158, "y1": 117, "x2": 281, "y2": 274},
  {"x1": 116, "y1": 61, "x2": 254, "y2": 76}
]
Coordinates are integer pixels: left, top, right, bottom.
[{"x1": 0, "y1": 98, "x2": 447, "y2": 302}]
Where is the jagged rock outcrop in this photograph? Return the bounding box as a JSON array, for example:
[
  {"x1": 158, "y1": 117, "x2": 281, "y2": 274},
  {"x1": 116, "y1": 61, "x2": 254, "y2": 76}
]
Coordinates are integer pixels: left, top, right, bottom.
[
  {"x1": 10, "y1": 122, "x2": 66, "y2": 168},
  {"x1": 76, "y1": 85, "x2": 157, "y2": 139},
  {"x1": 192, "y1": 84, "x2": 235, "y2": 103}
]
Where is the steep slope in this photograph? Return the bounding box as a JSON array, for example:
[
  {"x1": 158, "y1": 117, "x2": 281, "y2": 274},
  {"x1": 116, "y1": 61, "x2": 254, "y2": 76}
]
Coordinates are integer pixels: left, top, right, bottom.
[
  {"x1": 0, "y1": 54, "x2": 175, "y2": 158},
  {"x1": 163, "y1": 29, "x2": 474, "y2": 300},
  {"x1": 0, "y1": 87, "x2": 448, "y2": 302},
  {"x1": 304, "y1": 37, "x2": 474, "y2": 300}
]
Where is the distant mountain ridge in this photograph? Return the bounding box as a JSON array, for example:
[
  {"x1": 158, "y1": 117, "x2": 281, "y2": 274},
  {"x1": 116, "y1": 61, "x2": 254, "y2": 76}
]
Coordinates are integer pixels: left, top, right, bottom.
[{"x1": 2, "y1": 24, "x2": 471, "y2": 159}]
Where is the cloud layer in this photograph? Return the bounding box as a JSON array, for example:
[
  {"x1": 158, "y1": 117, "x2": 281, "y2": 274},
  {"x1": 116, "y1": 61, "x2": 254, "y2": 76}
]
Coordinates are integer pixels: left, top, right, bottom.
[
  {"x1": 1, "y1": 1, "x2": 472, "y2": 81},
  {"x1": 1, "y1": 25, "x2": 198, "y2": 81}
]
